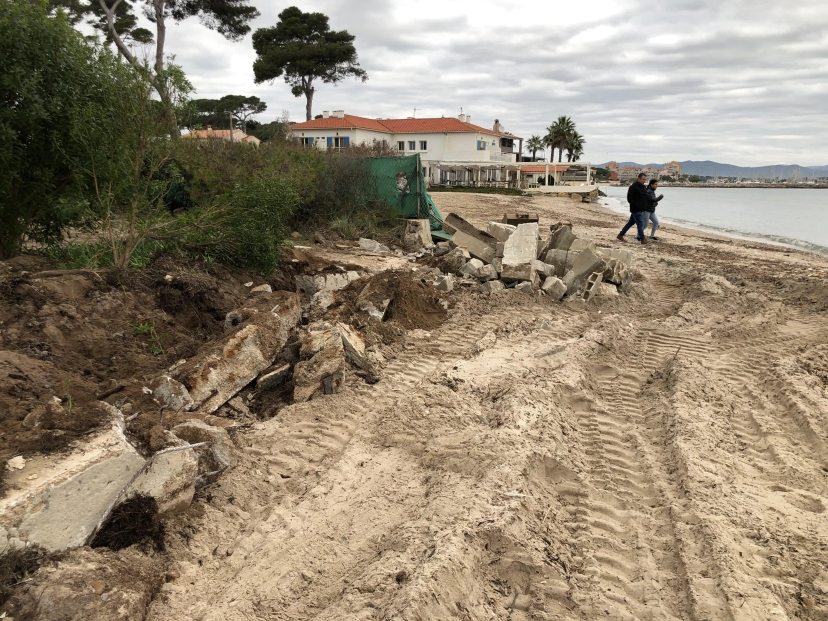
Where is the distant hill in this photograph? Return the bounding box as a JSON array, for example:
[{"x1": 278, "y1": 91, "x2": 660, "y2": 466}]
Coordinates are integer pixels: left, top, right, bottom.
[{"x1": 600, "y1": 160, "x2": 828, "y2": 179}]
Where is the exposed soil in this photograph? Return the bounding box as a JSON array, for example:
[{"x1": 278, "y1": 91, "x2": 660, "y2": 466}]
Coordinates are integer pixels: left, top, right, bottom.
[{"x1": 4, "y1": 192, "x2": 828, "y2": 620}]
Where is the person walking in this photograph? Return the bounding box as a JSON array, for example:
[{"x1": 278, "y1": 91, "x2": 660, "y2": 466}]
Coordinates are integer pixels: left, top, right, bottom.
[
  {"x1": 617, "y1": 173, "x2": 650, "y2": 244},
  {"x1": 644, "y1": 179, "x2": 664, "y2": 241}
]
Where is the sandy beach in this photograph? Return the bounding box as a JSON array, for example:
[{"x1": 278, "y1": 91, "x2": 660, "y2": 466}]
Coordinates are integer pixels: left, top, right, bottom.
[{"x1": 3, "y1": 191, "x2": 828, "y2": 619}]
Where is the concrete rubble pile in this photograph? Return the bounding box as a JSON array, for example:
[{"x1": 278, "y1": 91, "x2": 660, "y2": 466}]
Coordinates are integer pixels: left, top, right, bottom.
[{"x1": 429, "y1": 213, "x2": 633, "y2": 300}]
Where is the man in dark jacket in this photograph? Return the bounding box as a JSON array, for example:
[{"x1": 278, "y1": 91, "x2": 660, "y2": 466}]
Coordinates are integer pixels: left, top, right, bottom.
[{"x1": 617, "y1": 173, "x2": 651, "y2": 244}]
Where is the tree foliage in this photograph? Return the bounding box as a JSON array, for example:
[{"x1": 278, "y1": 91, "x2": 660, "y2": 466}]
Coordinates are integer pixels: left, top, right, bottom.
[
  {"x1": 252, "y1": 6, "x2": 367, "y2": 121},
  {"x1": 544, "y1": 116, "x2": 575, "y2": 163},
  {"x1": 190, "y1": 95, "x2": 267, "y2": 133},
  {"x1": 525, "y1": 135, "x2": 544, "y2": 161},
  {"x1": 0, "y1": 0, "x2": 140, "y2": 258}
]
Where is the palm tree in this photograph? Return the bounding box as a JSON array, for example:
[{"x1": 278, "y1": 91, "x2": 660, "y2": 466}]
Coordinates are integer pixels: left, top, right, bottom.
[
  {"x1": 544, "y1": 116, "x2": 576, "y2": 162},
  {"x1": 525, "y1": 135, "x2": 544, "y2": 161},
  {"x1": 564, "y1": 131, "x2": 585, "y2": 162}
]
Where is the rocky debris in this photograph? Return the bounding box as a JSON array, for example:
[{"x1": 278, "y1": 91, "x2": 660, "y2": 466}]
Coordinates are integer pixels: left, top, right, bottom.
[
  {"x1": 175, "y1": 291, "x2": 301, "y2": 415},
  {"x1": 295, "y1": 271, "x2": 361, "y2": 295},
  {"x1": 459, "y1": 258, "x2": 484, "y2": 277},
  {"x1": 603, "y1": 258, "x2": 632, "y2": 288},
  {"x1": 358, "y1": 238, "x2": 390, "y2": 253},
  {"x1": 569, "y1": 238, "x2": 597, "y2": 253},
  {"x1": 7, "y1": 456, "x2": 25, "y2": 471},
  {"x1": 445, "y1": 213, "x2": 498, "y2": 263},
  {"x1": 546, "y1": 224, "x2": 577, "y2": 252},
  {"x1": 515, "y1": 282, "x2": 535, "y2": 294},
  {"x1": 438, "y1": 247, "x2": 469, "y2": 273},
  {"x1": 172, "y1": 419, "x2": 235, "y2": 470},
  {"x1": 480, "y1": 280, "x2": 505, "y2": 294},
  {"x1": 149, "y1": 375, "x2": 194, "y2": 412},
  {"x1": 293, "y1": 325, "x2": 346, "y2": 402},
  {"x1": 502, "y1": 222, "x2": 539, "y2": 267},
  {"x1": 486, "y1": 221, "x2": 516, "y2": 242},
  {"x1": 433, "y1": 241, "x2": 452, "y2": 257},
  {"x1": 476, "y1": 264, "x2": 498, "y2": 281},
  {"x1": 356, "y1": 279, "x2": 392, "y2": 321},
  {"x1": 256, "y1": 363, "x2": 291, "y2": 391},
  {"x1": 130, "y1": 433, "x2": 199, "y2": 514},
  {"x1": 249, "y1": 284, "x2": 272, "y2": 295},
  {"x1": 596, "y1": 282, "x2": 619, "y2": 297},
  {"x1": 563, "y1": 249, "x2": 607, "y2": 297},
  {"x1": 532, "y1": 259, "x2": 555, "y2": 279},
  {"x1": 541, "y1": 276, "x2": 567, "y2": 300},
  {"x1": 337, "y1": 322, "x2": 370, "y2": 372},
  {"x1": 433, "y1": 274, "x2": 454, "y2": 292},
  {"x1": 501, "y1": 263, "x2": 540, "y2": 287},
  {"x1": 310, "y1": 289, "x2": 336, "y2": 312},
  {"x1": 582, "y1": 271, "x2": 604, "y2": 301},
  {"x1": 403, "y1": 219, "x2": 433, "y2": 252}
]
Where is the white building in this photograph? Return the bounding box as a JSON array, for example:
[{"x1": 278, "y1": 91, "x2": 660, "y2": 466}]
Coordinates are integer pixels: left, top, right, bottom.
[{"x1": 289, "y1": 111, "x2": 523, "y2": 185}]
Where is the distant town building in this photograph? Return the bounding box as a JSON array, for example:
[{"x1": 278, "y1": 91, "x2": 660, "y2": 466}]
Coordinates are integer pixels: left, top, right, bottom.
[
  {"x1": 618, "y1": 166, "x2": 643, "y2": 182},
  {"x1": 659, "y1": 161, "x2": 682, "y2": 178}
]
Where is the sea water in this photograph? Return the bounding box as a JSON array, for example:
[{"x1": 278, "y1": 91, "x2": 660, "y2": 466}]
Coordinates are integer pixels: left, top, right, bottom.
[{"x1": 599, "y1": 186, "x2": 828, "y2": 255}]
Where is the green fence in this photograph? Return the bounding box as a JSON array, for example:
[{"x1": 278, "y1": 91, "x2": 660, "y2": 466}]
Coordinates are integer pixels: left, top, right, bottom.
[{"x1": 364, "y1": 154, "x2": 447, "y2": 237}]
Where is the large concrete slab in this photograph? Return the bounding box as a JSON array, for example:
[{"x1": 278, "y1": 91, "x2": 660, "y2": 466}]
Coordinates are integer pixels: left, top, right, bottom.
[
  {"x1": 451, "y1": 230, "x2": 496, "y2": 263},
  {"x1": 502, "y1": 222, "x2": 539, "y2": 267},
  {"x1": 562, "y1": 248, "x2": 607, "y2": 296},
  {"x1": 176, "y1": 292, "x2": 301, "y2": 415},
  {"x1": 486, "y1": 222, "x2": 516, "y2": 242}
]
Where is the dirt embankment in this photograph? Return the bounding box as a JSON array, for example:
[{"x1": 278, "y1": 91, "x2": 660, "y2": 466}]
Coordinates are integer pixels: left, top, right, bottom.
[{"x1": 4, "y1": 192, "x2": 828, "y2": 620}]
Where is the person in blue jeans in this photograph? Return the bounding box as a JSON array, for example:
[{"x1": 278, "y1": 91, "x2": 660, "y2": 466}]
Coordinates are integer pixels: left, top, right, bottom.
[
  {"x1": 617, "y1": 173, "x2": 651, "y2": 244},
  {"x1": 644, "y1": 179, "x2": 664, "y2": 240}
]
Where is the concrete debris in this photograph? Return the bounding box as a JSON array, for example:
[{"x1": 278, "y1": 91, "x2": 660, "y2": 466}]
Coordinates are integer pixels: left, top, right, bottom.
[
  {"x1": 439, "y1": 247, "x2": 469, "y2": 273},
  {"x1": 450, "y1": 229, "x2": 496, "y2": 263},
  {"x1": 491, "y1": 257, "x2": 503, "y2": 275},
  {"x1": 480, "y1": 280, "x2": 505, "y2": 294},
  {"x1": 514, "y1": 282, "x2": 535, "y2": 294},
  {"x1": 536, "y1": 239, "x2": 546, "y2": 259},
  {"x1": 596, "y1": 282, "x2": 619, "y2": 297},
  {"x1": 257, "y1": 363, "x2": 291, "y2": 391},
  {"x1": 175, "y1": 291, "x2": 301, "y2": 415},
  {"x1": 433, "y1": 274, "x2": 454, "y2": 292},
  {"x1": 502, "y1": 222, "x2": 539, "y2": 267},
  {"x1": 337, "y1": 323, "x2": 369, "y2": 370},
  {"x1": 358, "y1": 238, "x2": 390, "y2": 253},
  {"x1": 569, "y1": 239, "x2": 597, "y2": 253},
  {"x1": 547, "y1": 225, "x2": 577, "y2": 252},
  {"x1": 149, "y1": 375, "x2": 194, "y2": 412},
  {"x1": 295, "y1": 271, "x2": 361, "y2": 295},
  {"x1": 476, "y1": 264, "x2": 498, "y2": 281},
  {"x1": 433, "y1": 241, "x2": 452, "y2": 257},
  {"x1": 583, "y1": 271, "x2": 604, "y2": 301},
  {"x1": 501, "y1": 263, "x2": 539, "y2": 287},
  {"x1": 486, "y1": 221, "x2": 516, "y2": 242},
  {"x1": 531, "y1": 259, "x2": 555, "y2": 279},
  {"x1": 249, "y1": 284, "x2": 272, "y2": 295},
  {"x1": 543, "y1": 249, "x2": 570, "y2": 277},
  {"x1": 495, "y1": 241, "x2": 505, "y2": 258},
  {"x1": 299, "y1": 326, "x2": 341, "y2": 359},
  {"x1": 403, "y1": 219, "x2": 433, "y2": 251},
  {"x1": 540, "y1": 276, "x2": 567, "y2": 300},
  {"x1": 130, "y1": 434, "x2": 199, "y2": 514},
  {"x1": 172, "y1": 419, "x2": 235, "y2": 470},
  {"x1": 310, "y1": 289, "x2": 336, "y2": 312},
  {"x1": 356, "y1": 280, "x2": 391, "y2": 321},
  {"x1": 293, "y1": 326, "x2": 346, "y2": 402},
  {"x1": 460, "y1": 258, "x2": 485, "y2": 277},
  {"x1": 603, "y1": 258, "x2": 631, "y2": 287},
  {"x1": 562, "y1": 248, "x2": 607, "y2": 297},
  {"x1": 7, "y1": 456, "x2": 25, "y2": 471}
]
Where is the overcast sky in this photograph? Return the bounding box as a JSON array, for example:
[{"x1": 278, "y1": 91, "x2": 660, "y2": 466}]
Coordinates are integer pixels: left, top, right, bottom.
[{"x1": 150, "y1": 0, "x2": 828, "y2": 166}]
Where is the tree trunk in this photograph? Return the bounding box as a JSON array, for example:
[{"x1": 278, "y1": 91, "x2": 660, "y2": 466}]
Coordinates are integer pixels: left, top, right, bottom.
[{"x1": 305, "y1": 88, "x2": 313, "y2": 121}]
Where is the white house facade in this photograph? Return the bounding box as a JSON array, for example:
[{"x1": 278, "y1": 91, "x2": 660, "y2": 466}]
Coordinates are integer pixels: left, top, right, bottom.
[{"x1": 289, "y1": 111, "x2": 524, "y2": 185}]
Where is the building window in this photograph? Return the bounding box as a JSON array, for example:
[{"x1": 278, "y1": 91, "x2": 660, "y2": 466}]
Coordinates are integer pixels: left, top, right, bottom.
[
  {"x1": 333, "y1": 136, "x2": 349, "y2": 148},
  {"x1": 301, "y1": 137, "x2": 313, "y2": 147},
  {"x1": 408, "y1": 141, "x2": 416, "y2": 151},
  {"x1": 477, "y1": 140, "x2": 487, "y2": 151},
  {"x1": 419, "y1": 140, "x2": 427, "y2": 150},
  {"x1": 398, "y1": 141, "x2": 405, "y2": 151}
]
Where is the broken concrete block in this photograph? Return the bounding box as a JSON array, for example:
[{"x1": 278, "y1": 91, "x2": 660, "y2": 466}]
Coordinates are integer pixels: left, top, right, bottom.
[
  {"x1": 403, "y1": 219, "x2": 433, "y2": 251},
  {"x1": 501, "y1": 263, "x2": 540, "y2": 287},
  {"x1": 496, "y1": 241, "x2": 505, "y2": 258},
  {"x1": 358, "y1": 238, "x2": 390, "y2": 253},
  {"x1": 130, "y1": 437, "x2": 199, "y2": 514},
  {"x1": 492, "y1": 257, "x2": 503, "y2": 275},
  {"x1": 337, "y1": 323, "x2": 368, "y2": 370},
  {"x1": 537, "y1": 239, "x2": 547, "y2": 258},
  {"x1": 434, "y1": 274, "x2": 454, "y2": 292},
  {"x1": 583, "y1": 271, "x2": 604, "y2": 301},
  {"x1": 596, "y1": 282, "x2": 619, "y2": 297},
  {"x1": 543, "y1": 249, "x2": 569, "y2": 277},
  {"x1": 172, "y1": 419, "x2": 235, "y2": 470},
  {"x1": 0, "y1": 406, "x2": 144, "y2": 551},
  {"x1": 502, "y1": 222, "x2": 539, "y2": 267},
  {"x1": 562, "y1": 249, "x2": 607, "y2": 296},
  {"x1": 149, "y1": 375, "x2": 194, "y2": 412},
  {"x1": 476, "y1": 264, "x2": 498, "y2": 281},
  {"x1": 451, "y1": 230, "x2": 496, "y2": 263},
  {"x1": 486, "y1": 221, "x2": 516, "y2": 242},
  {"x1": 541, "y1": 276, "x2": 567, "y2": 300},
  {"x1": 310, "y1": 289, "x2": 336, "y2": 312},
  {"x1": 249, "y1": 284, "x2": 272, "y2": 295},
  {"x1": 176, "y1": 292, "x2": 301, "y2": 415},
  {"x1": 257, "y1": 363, "x2": 291, "y2": 391},
  {"x1": 293, "y1": 324, "x2": 346, "y2": 401},
  {"x1": 356, "y1": 280, "x2": 391, "y2": 321},
  {"x1": 569, "y1": 239, "x2": 596, "y2": 253},
  {"x1": 514, "y1": 282, "x2": 535, "y2": 294},
  {"x1": 603, "y1": 258, "x2": 630, "y2": 286},
  {"x1": 433, "y1": 241, "x2": 452, "y2": 257},
  {"x1": 439, "y1": 247, "x2": 469, "y2": 273},
  {"x1": 460, "y1": 258, "x2": 485, "y2": 277},
  {"x1": 610, "y1": 248, "x2": 633, "y2": 267},
  {"x1": 295, "y1": 271, "x2": 361, "y2": 295},
  {"x1": 480, "y1": 280, "x2": 505, "y2": 294},
  {"x1": 547, "y1": 225, "x2": 577, "y2": 251},
  {"x1": 531, "y1": 259, "x2": 555, "y2": 279}
]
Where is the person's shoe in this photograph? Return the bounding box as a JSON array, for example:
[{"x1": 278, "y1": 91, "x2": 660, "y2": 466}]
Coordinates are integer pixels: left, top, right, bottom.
[
  {"x1": 640, "y1": 238, "x2": 651, "y2": 245},
  {"x1": 650, "y1": 236, "x2": 660, "y2": 241},
  {"x1": 616, "y1": 235, "x2": 626, "y2": 243}
]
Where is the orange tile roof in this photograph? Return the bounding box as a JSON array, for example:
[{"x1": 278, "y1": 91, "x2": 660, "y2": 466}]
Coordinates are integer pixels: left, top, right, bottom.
[
  {"x1": 290, "y1": 114, "x2": 521, "y2": 138},
  {"x1": 184, "y1": 128, "x2": 251, "y2": 139}
]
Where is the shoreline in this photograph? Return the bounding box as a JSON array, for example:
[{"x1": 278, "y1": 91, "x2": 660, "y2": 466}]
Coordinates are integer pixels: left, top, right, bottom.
[{"x1": 595, "y1": 194, "x2": 828, "y2": 256}]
